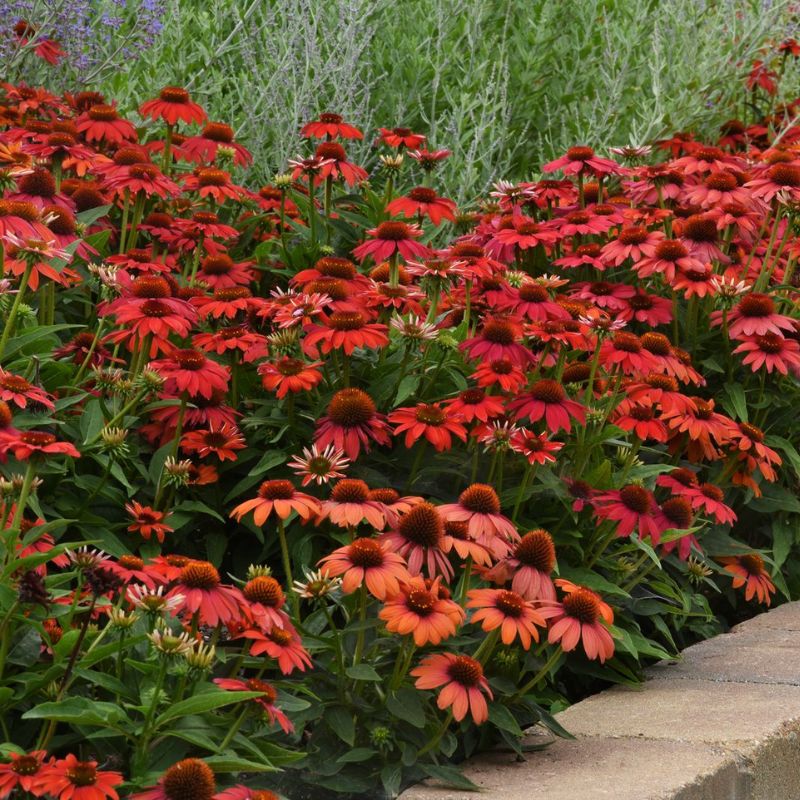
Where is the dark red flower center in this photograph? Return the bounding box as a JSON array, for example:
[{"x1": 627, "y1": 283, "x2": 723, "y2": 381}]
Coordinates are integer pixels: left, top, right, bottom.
[
  {"x1": 415, "y1": 404, "x2": 446, "y2": 426},
  {"x1": 331, "y1": 478, "x2": 370, "y2": 503},
  {"x1": 202, "y1": 122, "x2": 233, "y2": 142},
  {"x1": 619, "y1": 484, "x2": 651, "y2": 514},
  {"x1": 347, "y1": 538, "x2": 384, "y2": 568},
  {"x1": 408, "y1": 186, "x2": 437, "y2": 203},
  {"x1": 174, "y1": 349, "x2": 206, "y2": 370},
  {"x1": 406, "y1": 588, "x2": 436, "y2": 616},
  {"x1": 159, "y1": 86, "x2": 191, "y2": 103},
  {"x1": 515, "y1": 529, "x2": 556, "y2": 571},
  {"x1": 244, "y1": 576, "x2": 283, "y2": 606},
  {"x1": 197, "y1": 169, "x2": 228, "y2": 187},
  {"x1": 661, "y1": 497, "x2": 693, "y2": 528},
  {"x1": 327, "y1": 388, "x2": 376, "y2": 427},
  {"x1": 179, "y1": 561, "x2": 220, "y2": 590},
  {"x1": 739, "y1": 422, "x2": 764, "y2": 441},
  {"x1": 20, "y1": 432, "x2": 55, "y2": 446},
  {"x1": 699, "y1": 483, "x2": 723, "y2": 501},
  {"x1": 66, "y1": 763, "x2": 97, "y2": 786},
  {"x1": 530, "y1": 379, "x2": 566, "y2": 403},
  {"x1": 328, "y1": 311, "x2": 366, "y2": 331},
  {"x1": 459, "y1": 483, "x2": 501, "y2": 515},
  {"x1": 563, "y1": 588, "x2": 601, "y2": 624},
  {"x1": 566, "y1": 146, "x2": 595, "y2": 161},
  {"x1": 738, "y1": 293, "x2": 774, "y2": 317},
  {"x1": 612, "y1": 332, "x2": 642, "y2": 353},
  {"x1": 755, "y1": 333, "x2": 783, "y2": 353},
  {"x1": 315, "y1": 141, "x2": 346, "y2": 161},
  {"x1": 119, "y1": 555, "x2": 145, "y2": 570},
  {"x1": 88, "y1": 104, "x2": 119, "y2": 121},
  {"x1": 641, "y1": 332, "x2": 671, "y2": 355},
  {"x1": 129, "y1": 164, "x2": 159, "y2": 180},
  {"x1": 739, "y1": 553, "x2": 765, "y2": 575},
  {"x1": 162, "y1": 759, "x2": 216, "y2": 800},
  {"x1": 446, "y1": 654, "x2": 483, "y2": 686},
  {"x1": 682, "y1": 215, "x2": 717, "y2": 242},
  {"x1": 201, "y1": 255, "x2": 234, "y2": 275},
  {"x1": 482, "y1": 319, "x2": 515, "y2": 344},
  {"x1": 767, "y1": 163, "x2": 800, "y2": 186},
  {"x1": 618, "y1": 227, "x2": 648, "y2": 245},
  {"x1": 18, "y1": 168, "x2": 55, "y2": 197},
  {"x1": 375, "y1": 221, "x2": 411, "y2": 240},
  {"x1": 258, "y1": 480, "x2": 295, "y2": 500},
  {"x1": 319, "y1": 113, "x2": 343, "y2": 124},
  {"x1": 398, "y1": 502, "x2": 443, "y2": 547},
  {"x1": 315, "y1": 256, "x2": 357, "y2": 279}
]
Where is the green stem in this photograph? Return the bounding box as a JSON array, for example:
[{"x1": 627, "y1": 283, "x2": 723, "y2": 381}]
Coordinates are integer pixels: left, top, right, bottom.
[
  {"x1": 512, "y1": 646, "x2": 562, "y2": 700},
  {"x1": 277, "y1": 518, "x2": 297, "y2": 617},
  {"x1": 3, "y1": 460, "x2": 37, "y2": 565},
  {"x1": 0, "y1": 259, "x2": 34, "y2": 361},
  {"x1": 352, "y1": 585, "x2": 368, "y2": 667}
]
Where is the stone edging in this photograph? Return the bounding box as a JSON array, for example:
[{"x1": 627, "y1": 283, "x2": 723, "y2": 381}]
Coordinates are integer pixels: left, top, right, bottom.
[{"x1": 399, "y1": 602, "x2": 800, "y2": 800}]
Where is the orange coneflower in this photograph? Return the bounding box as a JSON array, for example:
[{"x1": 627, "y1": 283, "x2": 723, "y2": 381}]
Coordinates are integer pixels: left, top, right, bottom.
[
  {"x1": 438, "y1": 484, "x2": 517, "y2": 552},
  {"x1": 149, "y1": 349, "x2": 229, "y2": 399},
  {"x1": 411, "y1": 653, "x2": 493, "y2": 723},
  {"x1": 319, "y1": 537, "x2": 409, "y2": 600},
  {"x1": 0, "y1": 750, "x2": 49, "y2": 798},
  {"x1": 230, "y1": 479, "x2": 320, "y2": 526},
  {"x1": 214, "y1": 677, "x2": 293, "y2": 733},
  {"x1": 259, "y1": 357, "x2": 323, "y2": 399},
  {"x1": 379, "y1": 576, "x2": 464, "y2": 645},
  {"x1": 303, "y1": 310, "x2": 389, "y2": 356},
  {"x1": 541, "y1": 579, "x2": 615, "y2": 663},
  {"x1": 317, "y1": 479, "x2": 386, "y2": 529},
  {"x1": 242, "y1": 623, "x2": 312, "y2": 674},
  {"x1": 467, "y1": 587, "x2": 546, "y2": 649},
  {"x1": 125, "y1": 501, "x2": 173, "y2": 543},
  {"x1": 720, "y1": 553, "x2": 776, "y2": 605},
  {"x1": 76, "y1": 103, "x2": 137, "y2": 145},
  {"x1": 242, "y1": 575, "x2": 289, "y2": 631},
  {"x1": 509, "y1": 379, "x2": 586, "y2": 434},
  {"x1": 388, "y1": 402, "x2": 467, "y2": 452}
]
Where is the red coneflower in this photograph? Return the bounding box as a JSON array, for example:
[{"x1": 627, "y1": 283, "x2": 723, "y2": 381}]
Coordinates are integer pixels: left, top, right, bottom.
[
  {"x1": 125, "y1": 501, "x2": 173, "y2": 543},
  {"x1": 733, "y1": 332, "x2": 800, "y2": 374},
  {"x1": 213, "y1": 677, "x2": 293, "y2": 733},
  {"x1": 593, "y1": 484, "x2": 666, "y2": 540},
  {"x1": 543, "y1": 145, "x2": 620, "y2": 177},
  {"x1": 310, "y1": 141, "x2": 367, "y2": 186},
  {"x1": 497, "y1": 528, "x2": 557, "y2": 601},
  {"x1": 634, "y1": 238, "x2": 703, "y2": 283},
  {"x1": 445, "y1": 388, "x2": 505, "y2": 424},
  {"x1": 242, "y1": 575, "x2": 289, "y2": 630},
  {"x1": 599, "y1": 332, "x2": 659, "y2": 376},
  {"x1": 612, "y1": 401, "x2": 668, "y2": 443},
  {"x1": 181, "y1": 423, "x2": 246, "y2": 461},
  {"x1": 230, "y1": 479, "x2": 320, "y2": 526},
  {"x1": 0, "y1": 750, "x2": 49, "y2": 798},
  {"x1": 387, "y1": 186, "x2": 457, "y2": 225},
  {"x1": 301, "y1": 112, "x2": 363, "y2": 140},
  {"x1": 317, "y1": 478, "x2": 386, "y2": 529},
  {"x1": 303, "y1": 310, "x2": 389, "y2": 356},
  {"x1": 0, "y1": 369, "x2": 54, "y2": 409},
  {"x1": 140, "y1": 86, "x2": 206, "y2": 126},
  {"x1": 378, "y1": 127, "x2": 426, "y2": 149},
  {"x1": 467, "y1": 587, "x2": 546, "y2": 649},
  {"x1": 131, "y1": 758, "x2": 215, "y2": 800},
  {"x1": 258, "y1": 357, "x2": 323, "y2": 399},
  {"x1": 473, "y1": 358, "x2": 527, "y2": 393},
  {"x1": 379, "y1": 576, "x2": 464, "y2": 646},
  {"x1": 33, "y1": 754, "x2": 122, "y2": 800},
  {"x1": 718, "y1": 293, "x2": 796, "y2": 339},
  {"x1": 166, "y1": 560, "x2": 246, "y2": 627},
  {"x1": 662, "y1": 397, "x2": 734, "y2": 461},
  {"x1": 182, "y1": 168, "x2": 247, "y2": 203},
  {"x1": 318, "y1": 537, "x2": 410, "y2": 599},
  {"x1": 601, "y1": 226, "x2": 663, "y2": 266},
  {"x1": 150, "y1": 349, "x2": 229, "y2": 399},
  {"x1": 460, "y1": 317, "x2": 532, "y2": 367},
  {"x1": 658, "y1": 497, "x2": 698, "y2": 561},
  {"x1": 76, "y1": 103, "x2": 137, "y2": 144},
  {"x1": 8, "y1": 431, "x2": 79, "y2": 461},
  {"x1": 509, "y1": 428, "x2": 563, "y2": 466},
  {"x1": 182, "y1": 122, "x2": 253, "y2": 166},
  {"x1": 745, "y1": 163, "x2": 800, "y2": 202},
  {"x1": 411, "y1": 653, "x2": 493, "y2": 723},
  {"x1": 315, "y1": 388, "x2": 391, "y2": 460},
  {"x1": 541, "y1": 579, "x2": 615, "y2": 663},
  {"x1": 242, "y1": 624, "x2": 312, "y2": 674},
  {"x1": 720, "y1": 553, "x2": 776, "y2": 605},
  {"x1": 388, "y1": 402, "x2": 468, "y2": 452},
  {"x1": 352, "y1": 221, "x2": 431, "y2": 263},
  {"x1": 691, "y1": 483, "x2": 737, "y2": 525},
  {"x1": 509, "y1": 379, "x2": 586, "y2": 433}
]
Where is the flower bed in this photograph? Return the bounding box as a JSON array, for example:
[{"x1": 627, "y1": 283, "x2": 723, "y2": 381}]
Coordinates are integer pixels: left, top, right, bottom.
[{"x1": 0, "y1": 47, "x2": 797, "y2": 800}]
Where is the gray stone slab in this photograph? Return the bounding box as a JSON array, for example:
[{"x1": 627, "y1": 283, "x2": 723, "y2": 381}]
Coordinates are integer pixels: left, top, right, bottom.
[
  {"x1": 647, "y1": 627, "x2": 800, "y2": 685},
  {"x1": 400, "y1": 736, "x2": 743, "y2": 800},
  {"x1": 555, "y1": 679, "x2": 800, "y2": 746},
  {"x1": 732, "y1": 602, "x2": 800, "y2": 632}
]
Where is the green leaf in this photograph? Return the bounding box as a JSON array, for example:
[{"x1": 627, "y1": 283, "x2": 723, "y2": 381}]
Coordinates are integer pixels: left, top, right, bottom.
[
  {"x1": 386, "y1": 688, "x2": 425, "y2": 728},
  {"x1": 23, "y1": 697, "x2": 128, "y2": 727},
  {"x1": 488, "y1": 704, "x2": 524, "y2": 737},
  {"x1": 345, "y1": 664, "x2": 381, "y2": 681},
  {"x1": 154, "y1": 690, "x2": 264, "y2": 727},
  {"x1": 381, "y1": 764, "x2": 402, "y2": 797},
  {"x1": 422, "y1": 764, "x2": 479, "y2": 791},
  {"x1": 204, "y1": 755, "x2": 278, "y2": 773},
  {"x1": 772, "y1": 517, "x2": 796, "y2": 571},
  {"x1": 559, "y1": 566, "x2": 630, "y2": 598},
  {"x1": 324, "y1": 706, "x2": 355, "y2": 746},
  {"x1": 336, "y1": 747, "x2": 376, "y2": 764},
  {"x1": 76, "y1": 204, "x2": 112, "y2": 226},
  {"x1": 722, "y1": 383, "x2": 748, "y2": 421}
]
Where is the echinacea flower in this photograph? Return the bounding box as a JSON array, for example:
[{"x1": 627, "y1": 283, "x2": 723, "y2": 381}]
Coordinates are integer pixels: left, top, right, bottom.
[
  {"x1": 7, "y1": 431, "x2": 79, "y2": 460},
  {"x1": 438, "y1": 483, "x2": 517, "y2": 552},
  {"x1": 241, "y1": 624, "x2": 312, "y2": 674},
  {"x1": 411, "y1": 653, "x2": 493, "y2": 723},
  {"x1": 460, "y1": 317, "x2": 532, "y2": 367},
  {"x1": 315, "y1": 388, "x2": 391, "y2": 460},
  {"x1": 380, "y1": 501, "x2": 453, "y2": 579},
  {"x1": 149, "y1": 349, "x2": 229, "y2": 400},
  {"x1": 379, "y1": 127, "x2": 426, "y2": 149},
  {"x1": 166, "y1": 560, "x2": 246, "y2": 627},
  {"x1": 593, "y1": 484, "x2": 666, "y2": 540},
  {"x1": 213, "y1": 677, "x2": 293, "y2": 733},
  {"x1": 131, "y1": 758, "x2": 215, "y2": 800},
  {"x1": 509, "y1": 379, "x2": 586, "y2": 433},
  {"x1": 230, "y1": 480, "x2": 321, "y2": 526},
  {"x1": 488, "y1": 528, "x2": 558, "y2": 601},
  {"x1": 0, "y1": 750, "x2": 49, "y2": 798},
  {"x1": 388, "y1": 402, "x2": 467, "y2": 452},
  {"x1": 301, "y1": 112, "x2": 363, "y2": 140},
  {"x1": 379, "y1": 576, "x2": 464, "y2": 646},
  {"x1": 259, "y1": 357, "x2": 323, "y2": 399},
  {"x1": 509, "y1": 429, "x2": 563, "y2": 466},
  {"x1": 387, "y1": 187, "x2": 457, "y2": 225},
  {"x1": 352, "y1": 221, "x2": 431, "y2": 263},
  {"x1": 242, "y1": 575, "x2": 289, "y2": 630},
  {"x1": 317, "y1": 479, "x2": 387, "y2": 529},
  {"x1": 467, "y1": 588, "x2": 546, "y2": 649},
  {"x1": 719, "y1": 553, "x2": 776, "y2": 605},
  {"x1": 288, "y1": 443, "x2": 349, "y2": 486},
  {"x1": 318, "y1": 537, "x2": 410, "y2": 600},
  {"x1": 303, "y1": 311, "x2": 389, "y2": 356},
  {"x1": 542, "y1": 146, "x2": 620, "y2": 177},
  {"x1": 541, "y1": 579, "x2": 615, "y2": 662},
  {"x1": 0, "y1": 368, "x2": 54, "y2": 409},
  {"x1": 140, "y1": 86, "x2": 207, "y2": 126},
  {"x1": 33, "y1": 754, "x2": 122, "y2": 800},
  {"x1": 125, "y1": 501, "x2": 173, "y2": 543},
  {"x1": 180, "y1": 423, "x2": 246, "y2": 462}
]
